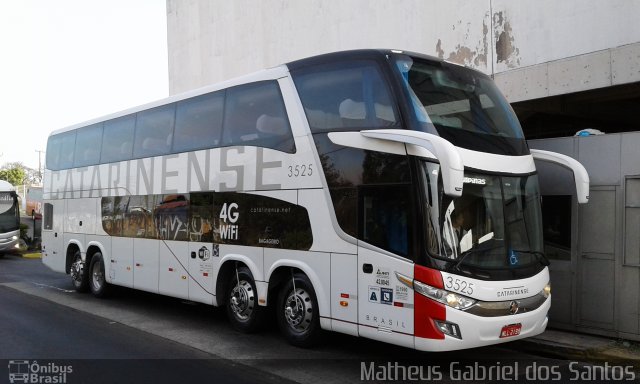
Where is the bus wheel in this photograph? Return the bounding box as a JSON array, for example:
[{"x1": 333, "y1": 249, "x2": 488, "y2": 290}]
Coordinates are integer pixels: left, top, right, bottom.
[
  {"x1": 70, "y1": 250, "x2": 89, "y2": 293},
  {"x1": 226, "y1": 266, "x2": 263, "y2": 333},
  {"x1": 277, "y1": 273, "x2": 321, "y2": 348},
  {"x1": 89, "y1": 252, "x2": 110, "y2": 298}
]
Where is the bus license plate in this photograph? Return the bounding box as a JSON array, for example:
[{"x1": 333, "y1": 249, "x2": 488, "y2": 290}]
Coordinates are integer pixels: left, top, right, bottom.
[{"x1": 499, "y1": 323, "x2": 522, "y2": 338}]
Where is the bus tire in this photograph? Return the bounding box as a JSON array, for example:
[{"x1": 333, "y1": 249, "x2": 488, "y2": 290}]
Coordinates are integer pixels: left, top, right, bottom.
[
  {"x1": 277, "y1": 273, "x2": 321, "y2": 348},
  {"x1": 226, "y1": 266, "x2": 264, "y2": 333},
  {"x1": 70, "y1": 250, "x2": 89, "y2": 293},
  {"x1": 89, "y1": 252, "x2": 110, "y2": 298}
]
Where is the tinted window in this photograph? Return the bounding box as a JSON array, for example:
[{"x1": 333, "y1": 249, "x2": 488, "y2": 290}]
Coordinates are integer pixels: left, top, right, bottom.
[
  {"x1": 395, "y1": 55, "x2": 528, "y2": 155},
  {"x1": 190, "y1": 192, "x2": 214, "y2": 242},
  {"x1": 46, "y1": 135, "x2": 62, "y2": 170},
  {"x1": 154, "y1": 194, "x2": 189, "y2": 241},
  {"x1": 73, "y1": 123, "x2": 103, "y2": 167},
  {"x1": 123, "y1": 195, "x2": 157, "y2": 239},
  {"x1": 293, "y1": 61, "x2": 398, "y2": 132},
  {"x1": 542, "y1": 195, "x2": 572, "y2": 261},
  {"x1": 43, "y1": 203, "x2": 53, "y2": 230},
  {"x1": 313, "y1": 133, "x2": 413, "y2": 256},
  {"x1": 134, "y1": 104, "x2": 176, "y2": 158},
  {"x1": 101, "y1": 115, "x2": 136, "y2": 163},
  {"x1": 222, "y1": 81, "x2": 295, "y2": 153},
  {"x1": 173, "y1": 91, "x2": 224, "y2": 153},
  {"x1": 361, "y1": 185, "x2": 412, "y2": 257},
  {"x1": 58, "y1": 131, "x2": 77, "y2": 170}
]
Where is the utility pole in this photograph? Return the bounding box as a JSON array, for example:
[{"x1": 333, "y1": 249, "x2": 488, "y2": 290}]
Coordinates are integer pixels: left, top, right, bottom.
[{"x1": 35, "y1": 150, "x2": 45, "y2": 184}]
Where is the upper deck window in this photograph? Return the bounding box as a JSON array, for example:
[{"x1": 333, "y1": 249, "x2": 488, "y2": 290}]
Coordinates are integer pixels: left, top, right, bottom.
[
  {"x1": 394, "y1": 55, "x2": 528, "y2": 156},
  {"x1": 292, "y1": 61, "x2": 399, "y2": 132}
]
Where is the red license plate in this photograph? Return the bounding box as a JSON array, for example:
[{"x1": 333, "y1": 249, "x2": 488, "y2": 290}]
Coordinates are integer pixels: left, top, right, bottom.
[{"x1": 500, "y1": 323, "x2": 522, "y2": 338}]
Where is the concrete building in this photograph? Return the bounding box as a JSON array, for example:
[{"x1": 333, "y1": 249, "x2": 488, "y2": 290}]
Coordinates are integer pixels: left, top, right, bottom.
[{"x1": 166, "y1": 0, "x2": 640, "y2": 340}]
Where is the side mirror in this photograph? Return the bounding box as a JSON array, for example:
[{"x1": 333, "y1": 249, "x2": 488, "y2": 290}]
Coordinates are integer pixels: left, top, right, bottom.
[
  {"x1": 359, "y1": 129, "x2": 464, "y2": 197},
  {"x1": 530, "y1": 149, "x2": 590, "y2": 204}
]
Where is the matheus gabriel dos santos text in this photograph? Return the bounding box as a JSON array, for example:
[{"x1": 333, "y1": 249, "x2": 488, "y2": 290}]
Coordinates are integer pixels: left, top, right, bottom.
[{"x1": 361, "y1": 361, "x2": 637, "y2": 381}]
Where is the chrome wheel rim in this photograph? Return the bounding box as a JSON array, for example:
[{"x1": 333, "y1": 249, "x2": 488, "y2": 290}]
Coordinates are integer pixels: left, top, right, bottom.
[
  {"x1": 229, "y1": 280, "x2": 255, "y2": 321},
  {"x1": 71, "y1": 256, "x2": 84, "y2": 286},
  {"x1": 91, "y1": 259, "x2": 104, "y2": 292},
  {"x1": 284, "y1": 288, "x2": 313, "y2": 332}
]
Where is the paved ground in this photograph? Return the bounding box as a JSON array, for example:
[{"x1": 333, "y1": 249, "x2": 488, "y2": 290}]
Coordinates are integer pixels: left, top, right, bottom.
[{"x1": 1, "y1": 255, "x2": 637, "y2": 383}]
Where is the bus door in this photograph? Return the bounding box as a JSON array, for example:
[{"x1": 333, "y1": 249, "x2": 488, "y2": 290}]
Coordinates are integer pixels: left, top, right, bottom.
[
  {"x1": 42, "y1": 201, "x2": 66, "y2": 273},
  {"x1": 188, "y1": 192, "x2": 217, "y2": 304},
  {"x1": 357, "y1": 185, "x2": 415, "y2": 349},
  {"x1": 188, "y1": 241, "x2": 216, "y2": 304}
]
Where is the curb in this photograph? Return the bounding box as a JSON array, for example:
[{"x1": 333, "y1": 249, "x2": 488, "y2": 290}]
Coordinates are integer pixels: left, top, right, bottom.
[{"x1": 22, "y1": 252, "x2": 42, "y2": 259}]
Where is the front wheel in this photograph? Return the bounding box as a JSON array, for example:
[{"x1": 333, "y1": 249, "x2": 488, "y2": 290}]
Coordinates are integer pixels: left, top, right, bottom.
[
  {"x1": 89, "y1": 252, "x2": 111, "y2": 298},
  {"x1": 277, "y1": 273, "x2": 321, "y2": 348},
  {"x1": 226, "y1": 266, "x2": 264, "y2": 333},
  {"x1": 70, "y1": 250, "x2": 89, "y2": 292}
]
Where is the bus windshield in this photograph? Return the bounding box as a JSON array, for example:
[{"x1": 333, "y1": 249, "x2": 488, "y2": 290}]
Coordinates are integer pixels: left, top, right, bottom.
[
  {"x1": 0, "y1": 192, "x2": 20, "y2": 233},
  {"x1": 421, "y1": 162, "x2": 545, "y2": 279},
  {"x1": 394, "y1": 54, "x2": 528, "y2": 156}
]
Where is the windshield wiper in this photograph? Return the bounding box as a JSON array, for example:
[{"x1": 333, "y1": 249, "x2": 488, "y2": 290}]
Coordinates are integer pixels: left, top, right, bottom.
[
  {"x1": 511, "y1": 249, "x2": 550, "y2": 267},
  {"x1": 447, "y1": 248, "x2": 486, "y2": 273}
]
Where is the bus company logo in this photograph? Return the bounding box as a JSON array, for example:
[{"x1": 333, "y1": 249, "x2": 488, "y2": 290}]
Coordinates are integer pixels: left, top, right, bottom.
[
  {"x1": 497, "y1": 287, "x2": 529, "y2": 298},
  {"x1": 8, "y1": 360, "x2": 73, "y2": 383},
  {"x1": 463, "y1": 177, "x2": 486, "y2": 185}
]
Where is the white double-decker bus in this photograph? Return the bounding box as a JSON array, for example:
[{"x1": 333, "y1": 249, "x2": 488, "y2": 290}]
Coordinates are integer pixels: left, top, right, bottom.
[{"x1": 43, "y1": 50, "x2": 589, "y2": 351}]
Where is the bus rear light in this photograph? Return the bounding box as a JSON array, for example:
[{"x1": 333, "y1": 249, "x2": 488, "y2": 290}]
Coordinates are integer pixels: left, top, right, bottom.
[
  {"x1": 340, "y1": 293, "x2": 349, "y2": 298},
  {"x1": 339, "y1": 301, "x2": 348, "y2": 307},
  {"x1": 434, "y1": 320, "x2": 462, "y2": 339}
]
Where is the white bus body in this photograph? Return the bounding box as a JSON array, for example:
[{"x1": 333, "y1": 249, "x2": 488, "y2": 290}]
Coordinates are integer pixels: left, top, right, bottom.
[
  {"x1": 42, "y1": 50, "x2": 588, "y2": 351},
  {"x1": 0, "y1": 180, "x2": 20, "y2": 254}
]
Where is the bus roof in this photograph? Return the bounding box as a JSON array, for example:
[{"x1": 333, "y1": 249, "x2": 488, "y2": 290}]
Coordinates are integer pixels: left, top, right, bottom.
[
  {"x1": 48, "y1": 65, "x2": 290, "y2": 137},
  {"x1": 47, "y1": 49, "x2": 465, "y2": 138},
  {"x1": 0, "y1": 180, "x2": 15, "y2": 192}
]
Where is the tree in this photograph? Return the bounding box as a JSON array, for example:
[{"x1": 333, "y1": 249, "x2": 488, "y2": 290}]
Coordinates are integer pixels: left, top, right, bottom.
[{"x1": 0, "y1": 162, "x2": 27, "y2": 186}]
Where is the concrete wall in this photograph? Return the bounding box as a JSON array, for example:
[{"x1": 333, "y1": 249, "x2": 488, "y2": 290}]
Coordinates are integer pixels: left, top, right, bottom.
[
  {"x1": 530, "y1": 132, "x2": 640, "y2": 340},
  {"x1": 167, "y1": 0, "x2": 640, "y2": 96}
]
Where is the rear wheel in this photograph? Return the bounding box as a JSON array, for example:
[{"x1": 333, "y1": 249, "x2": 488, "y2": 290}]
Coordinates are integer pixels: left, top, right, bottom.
[
  {"x1": 226, "y1": 266, "x2": 264, "y2": 333},
  {"x1": 277, "y1": 273, "x2": 321, "y2": 348},
  {"x1": 70, "y1": 250, "x2": 89, "y2": 292},
  {"x1": 89, "y1": 252, "x2": 110, "y2": 298}
]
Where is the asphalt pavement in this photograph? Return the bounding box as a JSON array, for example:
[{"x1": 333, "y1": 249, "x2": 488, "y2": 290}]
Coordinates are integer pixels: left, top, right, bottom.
[{"x1": 1, "y1": 255, "x2": 638, "y2": 383}]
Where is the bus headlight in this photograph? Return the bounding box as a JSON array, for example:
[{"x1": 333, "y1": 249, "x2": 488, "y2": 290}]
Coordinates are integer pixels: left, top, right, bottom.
[
  {"x1": 414, "y1": 280, "x2": 476, "y2": 310},
  {"x1": 543, "y1": 283, "x2": 551, "y2": 298},
  {"x1": 11, "y1": 235, "x2": 18, "y2": 241}
]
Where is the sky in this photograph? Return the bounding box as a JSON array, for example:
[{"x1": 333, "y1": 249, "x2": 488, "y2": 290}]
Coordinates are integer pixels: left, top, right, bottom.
[{"x1": 0, "y1": 0, "x2": 168, "y2": 172}]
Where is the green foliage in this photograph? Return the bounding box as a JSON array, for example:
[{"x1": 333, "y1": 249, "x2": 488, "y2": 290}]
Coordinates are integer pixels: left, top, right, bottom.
[{"x1": 0, "y1": 163, "x2": 26, "y2": 186}]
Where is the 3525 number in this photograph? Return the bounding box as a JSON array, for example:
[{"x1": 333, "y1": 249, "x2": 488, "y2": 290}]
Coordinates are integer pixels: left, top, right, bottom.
[
  {"x1": 287, "y1": 164, "x2": 313, "y2": 178},
  {"x1": 444, "y1": 276, "x2": 474, "y2": 295}
]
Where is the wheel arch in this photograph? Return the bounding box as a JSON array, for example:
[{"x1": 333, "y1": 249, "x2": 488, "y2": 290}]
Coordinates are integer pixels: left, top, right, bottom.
[
  {"x1": 216, "y1": 254, "x2": 263, "y2": 307},
  {"x1": 64, "y1": 242, "x2": 82, "y2": 274},
  {"x1": 266, "y1": 261, "x2": 329, "y2": 318}
]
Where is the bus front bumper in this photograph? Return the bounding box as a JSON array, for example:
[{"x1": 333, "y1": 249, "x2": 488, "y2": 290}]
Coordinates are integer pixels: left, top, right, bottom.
[{"x1": 415, "y1": 296, "x2": 550, "y2": 352}]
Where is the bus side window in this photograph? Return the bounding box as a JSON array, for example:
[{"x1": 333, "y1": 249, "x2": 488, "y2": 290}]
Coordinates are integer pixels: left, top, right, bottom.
[
  {"x1": 134, "y1": 104, "x2": 176, "y2": 158},
  {"x1": 73, "y1": 123, "x2": 103, "y2": 167},
  {"x1": 58, "y1": 131, "x2": 77, "y2": 170},
  {"x1": 101, "y1": 115, "x2": 136, "y2": 163},
  {"x1": 46, "y1": 135, "x2": 62, "y2": 171},
  {"x1": 43, "y1": 203, "x2": 53, "y2": 230},
  {"x1": 173, "y1": 91, "x2": 224, "y2": 153},
  {"x1": 292, "y1": 61, "x2": 398, "y2": 132},
  {"x1": 222, "y1": 81, "x2": 295, "y2": 153},
  {"x1": 360, "y1": 185, "x2": 411, "y2": 257}
]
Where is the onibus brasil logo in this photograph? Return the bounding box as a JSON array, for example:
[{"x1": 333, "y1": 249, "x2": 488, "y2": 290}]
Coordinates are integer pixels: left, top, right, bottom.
[{"x1": 8, "y1": 360, "x2": 72, "y2": 383}]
